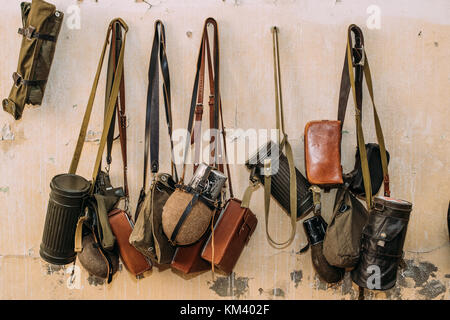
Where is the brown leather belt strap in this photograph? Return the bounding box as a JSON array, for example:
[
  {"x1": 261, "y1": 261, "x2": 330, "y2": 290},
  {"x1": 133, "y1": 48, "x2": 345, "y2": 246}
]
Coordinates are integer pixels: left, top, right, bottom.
[
  {"x1": 180, "y1": 18, "x2": 233, "y2": 198},
  {"x1": 102, "y1": 21, "x2": 129, "y2": 200},
  {"x1": 68, "y1": 18, "x2": 128, "y2": 195},
  {"x1": 114, "y1": 22, "x2": 129, "y2": 199}
]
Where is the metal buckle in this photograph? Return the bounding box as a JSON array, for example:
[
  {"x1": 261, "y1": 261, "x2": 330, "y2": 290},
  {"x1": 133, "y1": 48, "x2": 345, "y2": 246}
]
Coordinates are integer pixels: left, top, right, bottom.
[
  {"x1": 13, "y1": 72, "x2": 22, "y2": 87},
  {"x1": 373, "y1": 201, "x2": 385, "y2": 212},
  {"x1": 24, "y1": 26, "x2": 36, "y2": 40},
  {"x1": 352, "y1": 45, "x2": 365, "y2": 66},
  {"x1": 309, "y1": 185, "x2": 321, "y2": 214}
]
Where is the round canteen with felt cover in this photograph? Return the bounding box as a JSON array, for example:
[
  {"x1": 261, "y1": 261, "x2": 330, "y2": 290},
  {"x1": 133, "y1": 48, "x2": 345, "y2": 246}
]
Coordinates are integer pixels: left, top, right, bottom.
[
  {"x1": 161, "y1": 189, "x2": 214, "y2": 246},
  {"x1": 77, "y1": 233, "x2": 119, "y2": 280}
]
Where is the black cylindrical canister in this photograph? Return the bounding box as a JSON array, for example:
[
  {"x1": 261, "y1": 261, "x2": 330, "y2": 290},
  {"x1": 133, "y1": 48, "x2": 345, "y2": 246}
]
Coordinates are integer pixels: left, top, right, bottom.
[
  {"x1": 40, "y1": 174, "x2": 90, "y2": 265},
  {"x1": 351, "y1": 196, "x2": 412, "y2": 290}
]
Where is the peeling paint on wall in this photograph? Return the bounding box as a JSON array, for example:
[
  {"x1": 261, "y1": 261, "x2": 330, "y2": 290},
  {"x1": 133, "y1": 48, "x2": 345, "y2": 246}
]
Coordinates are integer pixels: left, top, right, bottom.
[
  {"x1": 208, "y1": 273, "x2": 250, "y2": 298},
  {"x1": 290, "y1": 270, "x2": 303, "y2": 288}
]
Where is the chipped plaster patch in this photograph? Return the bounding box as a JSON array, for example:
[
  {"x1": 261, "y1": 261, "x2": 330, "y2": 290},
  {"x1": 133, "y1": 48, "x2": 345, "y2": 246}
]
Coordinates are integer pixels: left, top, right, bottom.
[
  {"x1": 290, "y1": 269, "x2": 303, "y2": 288},
  {"x1": 208, "y1": 272, "x2": 250, "y2": 298},
  {"x1": 417, "y1": 279, "x2": 446, "y2": 299}
]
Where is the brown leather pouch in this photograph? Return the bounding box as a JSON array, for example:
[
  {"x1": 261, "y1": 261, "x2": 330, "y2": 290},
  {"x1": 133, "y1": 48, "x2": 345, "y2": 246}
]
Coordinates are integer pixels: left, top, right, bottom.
[
  {"x1": 108, "y1": 208, "x2": 152, "y2": 276},
  {"x1": 304, "y1": 120, "x2": 343, "y2": 187},
  {"x1": 201, "y1": 198, "x2": 257, "y2": 275},
  {"x1": 170, "y1": 211, "x2": 220, "y2": 274}
]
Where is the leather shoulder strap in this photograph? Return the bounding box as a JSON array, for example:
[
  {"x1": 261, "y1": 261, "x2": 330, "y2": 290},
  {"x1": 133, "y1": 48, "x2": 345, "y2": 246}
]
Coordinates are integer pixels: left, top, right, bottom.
[
  {"x1": 337, "y1": 26, "x2": 364, "y2": 127},
  {"x1": 141, "y1": 20, "x2": 178, "y2": 195},
  {"x1": 180, "y1": 18, "x2": 233, "y2": 198},
  {"x1": 104, "y1": 22, "x2": 129, "y2": 200},
  {"x1": 345, "y1": 24, "x2": 390, "y2": 208},
  {"x1": 68, "y1": 18, "x2": 128, "y2": 194}
]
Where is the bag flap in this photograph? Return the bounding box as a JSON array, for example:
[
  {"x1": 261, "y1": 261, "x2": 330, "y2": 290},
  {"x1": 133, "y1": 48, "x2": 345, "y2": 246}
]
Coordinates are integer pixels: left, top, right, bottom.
[
  {"x1": 363, "y1": 215, "x2": 406, "y2": 242},
  {"x1": 304, "y1": 120, "x2": 343, "y2": 186},
  {"x1": 25, "y1": 0, "x2": 57, "y2": 31}
]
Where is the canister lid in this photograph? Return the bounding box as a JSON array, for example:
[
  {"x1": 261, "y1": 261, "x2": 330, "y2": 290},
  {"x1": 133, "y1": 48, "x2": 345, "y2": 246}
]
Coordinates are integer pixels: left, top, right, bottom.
[
  {"x1": 50, "y1": 174, "x2": 90, "y2": 197},
  {"x1": 374, "y1": 196, "x2": 413, "y2": 211}
]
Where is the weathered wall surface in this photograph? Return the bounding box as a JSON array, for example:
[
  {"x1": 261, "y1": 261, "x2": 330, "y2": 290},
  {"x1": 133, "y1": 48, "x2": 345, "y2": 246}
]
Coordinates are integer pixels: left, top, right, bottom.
[{"x1": 0, "y1": 0, "x2": 449, "y2": 300}]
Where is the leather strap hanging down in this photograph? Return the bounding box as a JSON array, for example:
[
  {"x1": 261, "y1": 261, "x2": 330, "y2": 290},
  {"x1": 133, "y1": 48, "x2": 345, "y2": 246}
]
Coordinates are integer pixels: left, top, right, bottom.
[
  {"x1": 181, "y1": 18, "x2": 219, "y2": 177},
  {"x1": 344, "y1": 24, "x2": 390, "y2": 209},
  {"x1": 148, "y1": 20, "x2": 178, "y2": 183},
  {"x1": 180, "y1": 18, "x2": 233, "y2": 197},
  {"x1": 68, "y1": 18, "x2": 128, "y2": 195},
  {"x1": 261, "y1": 26, "x2": 297, "y2": 249},
  {"x1": 72, "y1": 18, "x2": 128, "y2": 257},
  {"x1": 103, "y1": 21, "x2": 129, "y2": 203},
  {"x1": 135, "y1": 20, "x2": 178, "y2": 219}
]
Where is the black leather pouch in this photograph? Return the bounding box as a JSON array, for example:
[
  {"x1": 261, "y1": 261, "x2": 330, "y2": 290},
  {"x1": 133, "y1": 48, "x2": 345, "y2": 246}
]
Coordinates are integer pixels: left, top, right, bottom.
[{"x1": 349, "y1": 143, "x2": 390, "y2": 197}]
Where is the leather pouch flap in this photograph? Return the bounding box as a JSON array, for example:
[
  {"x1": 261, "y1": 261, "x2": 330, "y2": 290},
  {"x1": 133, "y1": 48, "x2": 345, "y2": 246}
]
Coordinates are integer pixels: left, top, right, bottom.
[
  {"x1": 238, "y1": 207, "x2": 258, "y2": 244},
  {"x1": 304, "y1": 120, "x2": 343, "y2": 186},
  {"x1": 363, "y1": 215, "x2": 406, "y2": 242}
]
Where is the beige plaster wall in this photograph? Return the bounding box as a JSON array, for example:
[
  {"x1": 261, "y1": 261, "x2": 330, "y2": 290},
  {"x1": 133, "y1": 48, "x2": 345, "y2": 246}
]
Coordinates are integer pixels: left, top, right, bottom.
[{"x1": 0, "y1": 0, "x2": 449, "y2": 300}]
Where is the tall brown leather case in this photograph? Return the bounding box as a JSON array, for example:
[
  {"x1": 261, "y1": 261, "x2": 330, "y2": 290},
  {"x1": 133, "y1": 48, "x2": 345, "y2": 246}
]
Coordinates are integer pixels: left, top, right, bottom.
[
  {"x1": 304, "y1": 120, "x2": 343, "y2": 186},
  {"x1": 201, "y1": 198, "x2": 258, "y2": 275},
  {"x1": 108, "y1": 209, "x2": 152, "y2": 276}
]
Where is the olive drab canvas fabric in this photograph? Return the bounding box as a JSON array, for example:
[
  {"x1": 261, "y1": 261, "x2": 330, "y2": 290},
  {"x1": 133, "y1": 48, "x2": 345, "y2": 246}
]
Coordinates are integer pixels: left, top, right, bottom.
[
  {"x1": 322, "y1": 184, "x2": 369, "y2": 268},
  {"x1": 3, "y1": 0, "x2": 63, "y2": 120}
]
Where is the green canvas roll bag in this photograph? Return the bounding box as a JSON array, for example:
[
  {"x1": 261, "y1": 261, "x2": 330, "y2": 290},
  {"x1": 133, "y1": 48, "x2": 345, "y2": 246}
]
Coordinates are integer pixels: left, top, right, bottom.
[{"x1": 3, "y1": 0, "x2": 63, "y2": 120}]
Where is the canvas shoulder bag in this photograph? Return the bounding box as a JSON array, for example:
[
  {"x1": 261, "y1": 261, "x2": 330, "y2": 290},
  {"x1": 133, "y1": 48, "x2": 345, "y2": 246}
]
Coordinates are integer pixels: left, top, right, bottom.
[{"x1": 129, "y1": 20, "x2": 179, "y2": 265}]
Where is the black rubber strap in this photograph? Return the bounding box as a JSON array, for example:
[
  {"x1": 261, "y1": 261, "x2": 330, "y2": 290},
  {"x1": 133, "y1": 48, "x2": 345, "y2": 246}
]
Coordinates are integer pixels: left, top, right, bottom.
[{"x1": 170, "y1": 193, "x2": 200, "y2": 243}]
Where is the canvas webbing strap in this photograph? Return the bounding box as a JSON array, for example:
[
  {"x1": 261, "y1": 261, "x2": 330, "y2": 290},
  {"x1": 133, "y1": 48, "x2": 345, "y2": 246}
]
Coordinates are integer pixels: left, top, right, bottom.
[
  {"x1": 68, "y1": 18, "x2": 128, "y2": 195},
  {"x1": 345, "y1": 24, "x2": 390, "y2": 209},
  {"x1": 261, "y1": 26, "x2": 297, "y2": 249}
]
